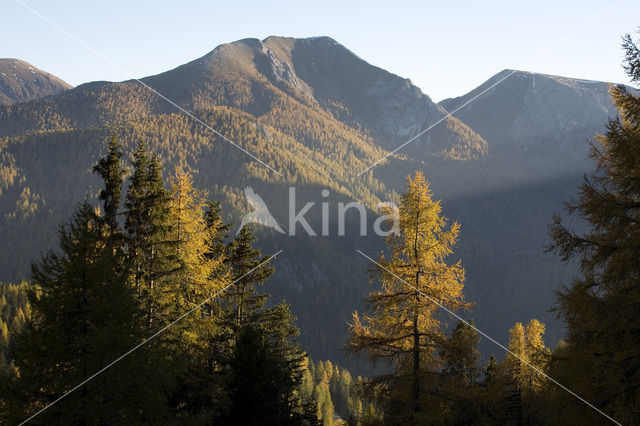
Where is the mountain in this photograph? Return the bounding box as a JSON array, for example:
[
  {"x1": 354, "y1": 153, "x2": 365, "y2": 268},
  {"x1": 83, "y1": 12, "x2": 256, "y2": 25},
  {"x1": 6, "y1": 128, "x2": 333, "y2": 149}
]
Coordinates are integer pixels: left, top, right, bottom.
[
  {"x1": 440, "y1": 69, "x2": 622, "y2": 175},
  {"x1": 139, "y1": 36, "x2": 486, "y2": 160},
  {"x1": 0, "y1": 37, "x2": 626, "y2": 371},
  {"x1": 0, "y1": 59, "x2": 71, "y2": 106},
  {"x1": 430, "y1": 69, "x2": 627, "y2": 356},
  {"x1": 0, "y1": 36, "x2": 487, "y2": 370}
]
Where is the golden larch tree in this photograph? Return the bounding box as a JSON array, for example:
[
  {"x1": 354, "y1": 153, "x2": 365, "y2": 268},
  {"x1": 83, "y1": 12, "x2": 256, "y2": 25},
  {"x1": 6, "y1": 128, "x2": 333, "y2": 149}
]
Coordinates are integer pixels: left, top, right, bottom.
[{"x1": 349, "y1": 171, "x2": 469, "y2": 422}]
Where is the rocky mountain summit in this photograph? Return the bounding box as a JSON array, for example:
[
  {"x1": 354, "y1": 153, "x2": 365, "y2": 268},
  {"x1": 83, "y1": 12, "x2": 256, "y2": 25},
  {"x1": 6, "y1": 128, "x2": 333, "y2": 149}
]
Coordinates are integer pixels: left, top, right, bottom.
[{"x1": 140, "y1": 35, "x2": 487, "y2": 160}]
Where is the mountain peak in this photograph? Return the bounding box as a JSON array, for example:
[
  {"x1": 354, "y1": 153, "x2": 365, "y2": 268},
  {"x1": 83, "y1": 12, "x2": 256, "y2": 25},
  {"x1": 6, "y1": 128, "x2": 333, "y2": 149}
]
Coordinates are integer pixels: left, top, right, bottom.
[
  {"x1": 235, "y1": 37, "x2": 266, "y2": 50},
  {"x1": 264, "y1": 35, "x2": 338, "y2": 44},
  {"x1": 0, "y1": 58, "x2": 72, "y2": 106},
  {"x1": 139, "y1": 35, "x2": 487, "y2": 160},
  {"x1": 439, "y1": 67, "x2": 620, "y2": 173},
  {"x1": 492, "y1": 68, "x2": 617, "y2": 87}
]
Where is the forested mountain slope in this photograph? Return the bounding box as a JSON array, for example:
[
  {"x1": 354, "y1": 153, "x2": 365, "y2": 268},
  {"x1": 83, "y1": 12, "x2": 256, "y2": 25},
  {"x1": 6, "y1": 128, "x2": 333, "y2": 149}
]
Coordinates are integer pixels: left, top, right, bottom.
[{"x1": 0, "y1": 37, "x2": 621, "y2": 369}]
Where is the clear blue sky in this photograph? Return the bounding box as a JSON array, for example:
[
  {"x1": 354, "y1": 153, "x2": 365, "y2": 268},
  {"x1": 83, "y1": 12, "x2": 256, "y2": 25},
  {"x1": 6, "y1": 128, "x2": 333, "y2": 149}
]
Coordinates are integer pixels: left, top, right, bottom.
[{"x1": 2, "y1": 0, "x2": 639, "y2": 101}]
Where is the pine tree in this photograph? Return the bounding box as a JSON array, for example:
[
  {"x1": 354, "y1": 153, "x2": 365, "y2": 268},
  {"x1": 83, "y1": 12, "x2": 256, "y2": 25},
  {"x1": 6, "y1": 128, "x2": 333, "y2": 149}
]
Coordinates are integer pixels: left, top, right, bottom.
[
  {"x1": 301, "y1": 359, "x2": 315, "y2": 403},
  {"x1": 211, "y1": 225, "x2": 310, "y2": 424},
  {"x1": 548, "y1": 31, "x2": 640, "y2": 425},
  {"x1": 348, "y1": 172, "x2": 469, "y2": 423},
  {"x1": 221, "y1": 305, "x2": 309, "y2": 425},
  {"x1": 224, "y1": 324, "x2": 283, "y2": 425},
  {"x1": 479, "y1": 353, "x2": 505, "y2": 420},
  {"x1": 313, "y1": 379, "x2": 335, "y2": 426},
  {"x1": 93, "y1": 135, "x2": 125, "y2": 232},
  {"x1": 124, "y1": 142, "x2": 175, "y2": 332},
  {"x1": 314, "y1": 360, "x2": 326, "y2": 383},
  {"x1": 262, "y1": 303, "x2": 308, "y2": 424},
  {"x1": 441, "y1": 320, "x2": 481, "y2": 388},
  {"x1": 0, "y1": 321, "x2": 8, "y2": 349},
  {"x1": 207, "y1": 226, "x2": 273, "y2": 382},
  {"x1": 222, "y1": 225, "x2": 273, "y2": 329},
  {"x1": 439, "y1": 320, "x2": 483, "y2": 423},
  {"x1": 204, "y1": 201, "x2": 229, "y2": 262},
  {"x1": 6, "y1": 205, "x2": 161, "y2": 424},
  {"x1": 361, "y1": 403, "x2": 384, "y2": 426},
  {"x1": 211, "y1": 225, "x2": 274, "y2": 367}
]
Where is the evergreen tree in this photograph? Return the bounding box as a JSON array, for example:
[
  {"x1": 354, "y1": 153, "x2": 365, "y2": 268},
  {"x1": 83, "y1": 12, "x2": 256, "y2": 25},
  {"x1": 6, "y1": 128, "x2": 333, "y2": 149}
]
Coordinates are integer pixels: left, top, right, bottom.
[
  {"x1": 262, "y1": 303, "x2": 308, "y2": 424},
  {"x1": 361, "y1": 403, "x2": 384, "y2": 426},
  {"x1": 224, "y1": 324, "x2": 283, "y2": 425},
  {"x1": 348, "y1": 172, "x2": 469, "y2": 423},
  {"x1": 441, "y1": 320, "x2": 481, "y2": 389},
  {"x1": 120, "y1": 142, "x2": 180, "y2": 416},
  {"x1": 478, "y1": 353, "x2": 508, "y2": 421},
  {"x1": 203, "y1": 201, "x2": 230, "y2": 262},
  {"x1": 212, "y1": 225, "x2": 311, "y2": 424},
  {"x1": 548, "y1": 31, "x2": 640, "y2": 425},
  {"x1": 313, "y1": 380, "x2": 334, "y2": 426},
  {"x1": 210, "y1": 225, "x2": 274, "y2": 380},
  {"x1": 221, "y1": 305, "x2": 309, "y2": 425},
  {"x1": 124, "y1": 141, "x2": 174, "y2": 332},
  {"x1": 6, "y1": 205, "x2": 161, "y2": 424},
  {"x1": 314, "y1": 360, "x2": 326, "y2": 384},
  {"x1": 93, "y1": 135, "x2": 125, "y2": 232},
  {"x1": 222, "y1": 225, "x2": 273, "y2": 329},
  {"x1": 0, "y1": 281, "x2": 31, "y2": 384},
  {"x1": 439, "y1": 320, "x2": 483, "y2": 423}
]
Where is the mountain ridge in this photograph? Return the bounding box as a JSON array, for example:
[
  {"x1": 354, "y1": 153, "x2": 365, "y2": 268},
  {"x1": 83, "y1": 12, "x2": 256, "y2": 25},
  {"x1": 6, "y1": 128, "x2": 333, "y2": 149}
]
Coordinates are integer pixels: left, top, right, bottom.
[
  {"x1": 0, "y1": 59, "x2": 71, "y2": 106},
  {"x1": 135, "y1": 35, "x2": 487, "y2": 160},
  {"x1": 0, "y1": 35, "x2": 631, "y2": 368},
  {"x1": 439, "y1": 69, "x2": 623, "y2": 166}
]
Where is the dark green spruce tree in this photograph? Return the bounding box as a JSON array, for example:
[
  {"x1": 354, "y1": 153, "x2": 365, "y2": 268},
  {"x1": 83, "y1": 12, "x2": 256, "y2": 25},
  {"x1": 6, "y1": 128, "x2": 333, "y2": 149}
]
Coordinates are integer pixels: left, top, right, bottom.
[
  {"x1": 4, "y1": 137, "x2": 163, "y2": 423},
  {"x1": 223, "y1": 306, "x2": 311, "y2": 426},
  {"x1": 223, "y1": 225, "x2": 273, "y2": 329},
  {"x1": 124, "y1": 141, "x2": 175, "y2": 332},
  {"x1": 216, "y1": 225, "x2": 312, "y2": 425},
  {"x1": 93, "y1": 134, "x2": 125, "y2": 232},
  {"x1": 439, "y1": 320, "x2": 484, "y2": 424},
  {"x1": 261, "y1": 303, "x2": 309, "y2": 425}
]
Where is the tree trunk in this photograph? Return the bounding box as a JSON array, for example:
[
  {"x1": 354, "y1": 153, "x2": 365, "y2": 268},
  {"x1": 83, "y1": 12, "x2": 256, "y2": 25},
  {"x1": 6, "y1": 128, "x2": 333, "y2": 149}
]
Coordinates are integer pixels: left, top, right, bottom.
[
  {"x1": 412, "y1": 311, "x2": 420, "y2": 414},
  {"x1": 412, "y1": 207, "x2": 421, "y2": 414}
]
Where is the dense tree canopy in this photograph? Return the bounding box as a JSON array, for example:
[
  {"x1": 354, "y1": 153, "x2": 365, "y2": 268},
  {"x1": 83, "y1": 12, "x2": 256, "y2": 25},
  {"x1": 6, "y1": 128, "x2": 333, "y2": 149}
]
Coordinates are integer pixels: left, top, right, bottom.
[
  {"x1": 0, "y1": 138, "x2": 315, "y2": 425},
  {"x1": 548, "y1": 32, "x2": 640, "y2": 425}
]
